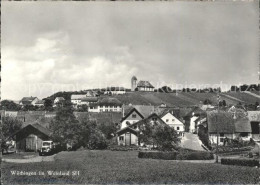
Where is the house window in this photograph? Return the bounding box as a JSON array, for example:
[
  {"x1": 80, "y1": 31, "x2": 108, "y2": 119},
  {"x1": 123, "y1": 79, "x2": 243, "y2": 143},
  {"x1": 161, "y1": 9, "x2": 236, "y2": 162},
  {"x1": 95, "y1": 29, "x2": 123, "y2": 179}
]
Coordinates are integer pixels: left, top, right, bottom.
[
  {"x1": 172, "y1": 119, "x2": 175, "y2": 122},
  {"x1": 152, "y1": 118, "x2": 157, "y2": 121},
  {"x1": 132, "y1": 114, "x2": 136, "y2": 118},
  {"x1": 219, "y1": 133, "x2": 224, "y2": 143},
  {"x1": 177, "y1": 127, "x2": 180, "y2": 130},
  {"x1": 166, "y1": 119, "x2": 169, "y2": 122},
  {"x1": 119, "y1": 136, "x2": 124, "y2": 141}
]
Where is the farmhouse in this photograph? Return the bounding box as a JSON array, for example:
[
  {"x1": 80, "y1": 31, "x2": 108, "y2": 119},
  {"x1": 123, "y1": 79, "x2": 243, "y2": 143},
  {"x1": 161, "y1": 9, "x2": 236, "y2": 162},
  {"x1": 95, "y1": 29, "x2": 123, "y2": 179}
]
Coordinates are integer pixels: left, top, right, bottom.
[
  {"x1": 71, "y1": 94, "x2": 98, "y2": 108},
  {"x1": 160, "y1": 111, "x2": 185, "y2": 133},
  {"x1": 207, "y1": 111, "x2": 252, "y2": 145},
  {"x1": 120, "y1": 105, "x2": 164, "y2": 129},
  {"x1": 10, "y1": 123, "x2": 52, "y2": 152},
  {"x1": 117, "y1": 113, "x2": 165, "y2": 146},
  {"x1": 19, "y1": 97, "x2": 39, "y2": 107},
  {"x1": 88, "y1": 97, "x2": 122, "y2": 112},
  {"x1": 34, "y1": 99, "x2": 45, "y2": 107}
]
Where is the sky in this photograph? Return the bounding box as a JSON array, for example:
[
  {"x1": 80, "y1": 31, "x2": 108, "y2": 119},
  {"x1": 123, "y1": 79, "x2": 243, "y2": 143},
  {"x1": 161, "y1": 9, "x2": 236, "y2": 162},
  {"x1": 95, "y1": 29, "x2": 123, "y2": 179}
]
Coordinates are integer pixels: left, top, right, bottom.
[{"x1": 1, "y1": 1, "x2": 259, "y2": 100}]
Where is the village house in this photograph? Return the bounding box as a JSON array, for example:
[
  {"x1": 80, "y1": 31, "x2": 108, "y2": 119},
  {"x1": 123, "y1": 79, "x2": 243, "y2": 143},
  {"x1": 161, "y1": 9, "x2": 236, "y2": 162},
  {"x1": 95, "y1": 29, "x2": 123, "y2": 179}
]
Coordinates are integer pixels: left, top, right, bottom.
[
  {"x1": 160, "y1": 111, "x2": 185, "y2": 133},
  {"x1": 71, "y1": 94, "x2": 98, "y2": 108},
  {"x1": 207, "y1": 111, "x2": 252, "y2": 145},
  {"x1": 10, "y1": 123, "x2": 52, "y2": 152},
  {"x1": 34, "y1": 99, "x2": 45, "y2": 107},
  {"x1": 88, "y1": 97, "x2": 122, "y2": 112},
  {"x1": 104, "y1": 87, "x2": 126, "y2": 95},
  {"x1": 19, "y1": 97, "x2": 39, "y2": 107},
  {"x1": 117, "y1": 113, "x2": 165, "y2": 146},
  {"x1": 120, "y1": 105, "x2": 165, "y2": 129},
  {"x1": 53, "y1": 97, "x2": 65, "y2": 107}
]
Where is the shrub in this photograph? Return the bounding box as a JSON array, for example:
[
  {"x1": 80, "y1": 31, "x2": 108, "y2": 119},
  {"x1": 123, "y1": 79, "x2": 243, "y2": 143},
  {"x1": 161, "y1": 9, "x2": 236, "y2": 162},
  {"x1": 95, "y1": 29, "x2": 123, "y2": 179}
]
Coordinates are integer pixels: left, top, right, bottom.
[
  {"x1": 221, "y1": 158, "x2": 259, "y2": 167},
  {"x1": 138, "y1": 151, "x2": 178, "y2": 160},
  {"x1": 176, "y1": 150, "x2": 214, "y2": 160}
]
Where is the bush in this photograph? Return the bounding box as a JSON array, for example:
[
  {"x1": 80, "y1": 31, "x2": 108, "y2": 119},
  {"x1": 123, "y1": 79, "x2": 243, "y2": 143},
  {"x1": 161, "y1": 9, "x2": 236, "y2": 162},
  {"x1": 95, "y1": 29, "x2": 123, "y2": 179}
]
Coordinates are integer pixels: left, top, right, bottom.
[
  {"x1": 221, "y1": 158, "x2": 259, "y2": 167},
  {"x1": 138, "y1": 151, "x2": 178, "y2": 160},
  {"x1": 176, "y1": 150, "x2": 214, "y2": 160}
]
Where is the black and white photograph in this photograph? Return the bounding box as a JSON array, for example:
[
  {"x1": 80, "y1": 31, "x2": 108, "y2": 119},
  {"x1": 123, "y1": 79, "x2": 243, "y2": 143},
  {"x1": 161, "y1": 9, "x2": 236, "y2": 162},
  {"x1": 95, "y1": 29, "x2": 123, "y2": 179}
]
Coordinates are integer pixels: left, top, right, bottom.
[{"x1": 1, "y1": 0, "x2": 260, "y2": 184}]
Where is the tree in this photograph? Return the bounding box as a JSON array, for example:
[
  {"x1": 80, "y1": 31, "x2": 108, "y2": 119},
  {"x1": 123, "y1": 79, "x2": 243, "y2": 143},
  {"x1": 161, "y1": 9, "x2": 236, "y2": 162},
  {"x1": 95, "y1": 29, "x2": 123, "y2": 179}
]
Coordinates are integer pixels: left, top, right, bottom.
[
  {"x1": 139, "y1": 120, "x2": 179, "y2": 151},
  {"x1": 1, "y1": 117, "x2": 23, "y2": 140},
  {"x1": 49, "y1": 105, "x2": 81, "y2": 148},
  {"x1": 153, "y1": 124, "x2": 180, "y2": 151},
  {"x1": 1, "y1": 117, "x2": 23, "y2": 153},
  {"x1": 43, "y1": 98, "x2": 53, "y2": 111},
  {"x1": 0, "y1": 100, "x2": 21, "y2": 111}
]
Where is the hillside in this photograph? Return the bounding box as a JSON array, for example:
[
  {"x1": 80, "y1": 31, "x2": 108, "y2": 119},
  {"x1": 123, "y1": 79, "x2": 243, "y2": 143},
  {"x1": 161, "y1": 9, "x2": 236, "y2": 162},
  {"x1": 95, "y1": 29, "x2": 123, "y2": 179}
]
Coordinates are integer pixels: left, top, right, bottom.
[{"x1": 101, "y1": 91, "x2": 259, "y2": 107}]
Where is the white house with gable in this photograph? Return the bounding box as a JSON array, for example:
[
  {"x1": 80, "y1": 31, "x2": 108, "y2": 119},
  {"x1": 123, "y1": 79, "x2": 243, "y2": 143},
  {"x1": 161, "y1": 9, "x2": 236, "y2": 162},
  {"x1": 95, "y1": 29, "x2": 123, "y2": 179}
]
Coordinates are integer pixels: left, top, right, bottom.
[{"x1": 160, "y1": 112, "x2": 185, "y2": 133}]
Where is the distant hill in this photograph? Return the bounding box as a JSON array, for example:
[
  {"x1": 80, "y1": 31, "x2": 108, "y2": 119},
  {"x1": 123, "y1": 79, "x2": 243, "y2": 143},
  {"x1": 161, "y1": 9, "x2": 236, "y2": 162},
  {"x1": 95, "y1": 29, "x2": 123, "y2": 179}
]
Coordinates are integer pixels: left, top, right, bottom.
[{"x1": 99, "y1": 91, "x2": 259, "y2": 107}]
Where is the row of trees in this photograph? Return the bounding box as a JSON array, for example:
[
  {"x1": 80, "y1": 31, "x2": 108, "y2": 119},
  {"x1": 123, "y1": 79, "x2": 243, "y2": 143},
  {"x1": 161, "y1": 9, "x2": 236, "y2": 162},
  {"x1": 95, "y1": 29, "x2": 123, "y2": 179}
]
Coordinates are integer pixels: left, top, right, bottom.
[
  {"x1": 230, "y1": 84, "x2": 259, "y2": 92},
  {"x1": 155, "y1": 86, "x2": 222, "y2": 93}
]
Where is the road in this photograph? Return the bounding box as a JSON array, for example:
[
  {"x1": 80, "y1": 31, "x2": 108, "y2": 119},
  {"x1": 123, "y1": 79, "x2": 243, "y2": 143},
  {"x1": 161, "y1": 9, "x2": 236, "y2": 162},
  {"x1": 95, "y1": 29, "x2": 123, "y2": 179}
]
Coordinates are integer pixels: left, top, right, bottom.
[
  {"x1": 2, "y1": 155, "x2": 55, "y2": 163},
  {"x1": 180, "y1": 132, "x2": 205, "y2": 151}
]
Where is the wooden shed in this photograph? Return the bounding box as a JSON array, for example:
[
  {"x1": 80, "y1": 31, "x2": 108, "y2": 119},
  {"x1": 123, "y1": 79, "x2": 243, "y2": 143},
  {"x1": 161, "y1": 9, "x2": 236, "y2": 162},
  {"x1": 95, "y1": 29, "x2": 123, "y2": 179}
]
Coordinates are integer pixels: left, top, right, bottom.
[{"x1": 11, "y1": 123, "x2": 51, "y2": 152}]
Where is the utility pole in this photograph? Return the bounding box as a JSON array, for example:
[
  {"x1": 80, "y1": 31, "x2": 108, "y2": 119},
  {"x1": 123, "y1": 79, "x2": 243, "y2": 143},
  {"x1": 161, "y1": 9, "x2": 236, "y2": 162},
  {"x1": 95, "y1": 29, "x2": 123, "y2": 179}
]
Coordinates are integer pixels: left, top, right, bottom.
[{"x1": 216, "y1": 93, "x2": 220, "y2": 163}]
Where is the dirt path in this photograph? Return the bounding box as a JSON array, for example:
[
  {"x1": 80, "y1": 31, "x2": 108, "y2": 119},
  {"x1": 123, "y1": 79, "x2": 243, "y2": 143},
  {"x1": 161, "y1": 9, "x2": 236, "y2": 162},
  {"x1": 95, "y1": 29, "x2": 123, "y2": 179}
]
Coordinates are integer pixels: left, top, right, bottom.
[
  {"x1": 2, "y1": 155, "x2": 55, "y2": 163},
  {"x1": 180, "y1": 132, "x2": 205, "y2": 151}
]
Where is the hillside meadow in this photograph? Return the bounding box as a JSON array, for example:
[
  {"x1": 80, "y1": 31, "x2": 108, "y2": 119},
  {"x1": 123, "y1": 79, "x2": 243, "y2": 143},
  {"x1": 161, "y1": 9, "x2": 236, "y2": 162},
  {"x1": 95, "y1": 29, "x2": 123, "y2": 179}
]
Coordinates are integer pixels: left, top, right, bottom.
[{"x1": 2, "y1": 150, "x2": 260, "y2": 184}]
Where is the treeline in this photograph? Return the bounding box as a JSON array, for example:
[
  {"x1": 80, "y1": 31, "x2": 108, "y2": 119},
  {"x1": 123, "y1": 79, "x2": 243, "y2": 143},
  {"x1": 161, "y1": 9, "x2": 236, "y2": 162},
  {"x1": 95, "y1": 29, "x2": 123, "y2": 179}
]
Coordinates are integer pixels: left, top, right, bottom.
[
  {"x1": 155, "y1": 86, "x2": 221, "y2": 93},
  {"x1": 230, "y1": 84, "x2": 260, "y2": 92}
]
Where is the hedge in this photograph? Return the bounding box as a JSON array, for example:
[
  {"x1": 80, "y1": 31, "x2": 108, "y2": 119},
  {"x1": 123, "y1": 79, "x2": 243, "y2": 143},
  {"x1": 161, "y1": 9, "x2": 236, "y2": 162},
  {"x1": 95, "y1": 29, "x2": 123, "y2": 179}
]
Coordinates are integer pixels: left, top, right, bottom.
[
  {"x1": 176, "y1": 151, "x2": 214, "y2": 160},
  {"x1": 221, "y1": 158, "x2": 259, "y2": 167},
  {"x1": 138, "y1": 151, "x2": 178, "y2": 160},
  {"x1": 138, "y1": 150, "x2": 214, "y2": 160}
]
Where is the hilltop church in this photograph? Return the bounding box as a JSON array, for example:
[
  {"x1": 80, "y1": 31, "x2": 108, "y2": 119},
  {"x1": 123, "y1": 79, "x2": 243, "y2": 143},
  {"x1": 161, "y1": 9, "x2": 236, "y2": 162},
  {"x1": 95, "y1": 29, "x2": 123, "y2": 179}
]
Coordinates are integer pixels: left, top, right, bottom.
[{"x1": 131, "y1": 76, "x2": 154, "y2": 92}]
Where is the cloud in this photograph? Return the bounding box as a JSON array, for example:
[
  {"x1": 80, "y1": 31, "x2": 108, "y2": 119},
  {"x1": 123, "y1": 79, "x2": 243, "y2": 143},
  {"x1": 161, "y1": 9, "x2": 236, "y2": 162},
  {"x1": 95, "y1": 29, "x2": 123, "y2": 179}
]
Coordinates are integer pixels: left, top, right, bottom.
[{"x1": 1, "y1": 1, "x2": 258, "y2": 100}]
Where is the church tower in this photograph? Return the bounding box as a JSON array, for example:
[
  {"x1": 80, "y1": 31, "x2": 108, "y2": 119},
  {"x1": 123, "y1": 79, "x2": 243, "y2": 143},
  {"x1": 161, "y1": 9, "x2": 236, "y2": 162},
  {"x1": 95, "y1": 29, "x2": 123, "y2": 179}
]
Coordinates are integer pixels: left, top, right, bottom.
[{"x1": 131, "y1": 76, "x2": 137, "y2": 91}]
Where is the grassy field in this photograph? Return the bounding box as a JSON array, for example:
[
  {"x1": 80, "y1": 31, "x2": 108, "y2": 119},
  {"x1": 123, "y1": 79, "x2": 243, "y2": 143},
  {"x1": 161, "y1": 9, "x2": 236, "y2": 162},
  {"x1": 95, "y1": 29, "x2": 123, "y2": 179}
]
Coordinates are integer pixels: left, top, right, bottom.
[
  {"x1": 111, "y1": 91, "x2": 259, "y2": 107},
  {"x1": 2, "y1": 150, "x2": 260, "y2": 184}
]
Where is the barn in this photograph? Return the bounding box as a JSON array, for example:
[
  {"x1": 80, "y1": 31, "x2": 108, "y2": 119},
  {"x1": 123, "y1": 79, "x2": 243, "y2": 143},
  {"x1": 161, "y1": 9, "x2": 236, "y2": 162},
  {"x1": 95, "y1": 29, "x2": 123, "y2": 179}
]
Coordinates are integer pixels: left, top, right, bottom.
[{"x1": 11, "y1": 123, "x2": 52, "y2": 152}]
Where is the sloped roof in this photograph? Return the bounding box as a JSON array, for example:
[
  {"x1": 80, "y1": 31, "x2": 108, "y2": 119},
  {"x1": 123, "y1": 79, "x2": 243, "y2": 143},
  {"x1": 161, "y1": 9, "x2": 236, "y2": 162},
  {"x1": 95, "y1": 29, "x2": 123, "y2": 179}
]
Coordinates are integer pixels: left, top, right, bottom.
[
  {"x1": 20, "y1": 97, "x2": 37, "y2": 105},
  {"x1": 98, "y1": 98, "x2": 122, "y2": 106},
  {"x1": 130, "y1": 113, "x2": 166, "y2": 128},
  {"x1": 122, "y1": 105, "x2": 165, "y2": 121},
  {"x1": 137, "y1": 80, "x2": 154, "y2": 88},
  {"x1": 234, "y1": 117, "x2": 252, "y2": 133},
  {"x1": 11, "y1": 123, "x2": 52, "y2": 139},
  {"x1": 121, "y1": 107, "x2": 144, "y2": 122},
  {"x1": 207, "y1": 111, "x2": 234, "y2": 133},
  {"x1": 71, "y1": 94, "x2": 86, "y2": 100}
]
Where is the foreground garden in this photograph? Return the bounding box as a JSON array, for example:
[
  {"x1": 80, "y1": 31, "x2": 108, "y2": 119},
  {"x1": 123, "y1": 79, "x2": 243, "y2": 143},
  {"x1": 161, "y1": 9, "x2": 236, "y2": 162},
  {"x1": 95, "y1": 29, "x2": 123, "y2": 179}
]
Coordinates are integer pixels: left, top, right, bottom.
[{"x1": 2, "y1": 150, "x2": 260, "y2": 184}]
